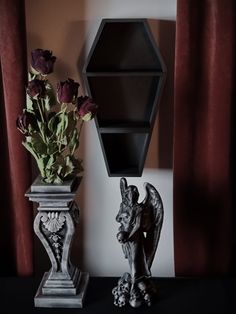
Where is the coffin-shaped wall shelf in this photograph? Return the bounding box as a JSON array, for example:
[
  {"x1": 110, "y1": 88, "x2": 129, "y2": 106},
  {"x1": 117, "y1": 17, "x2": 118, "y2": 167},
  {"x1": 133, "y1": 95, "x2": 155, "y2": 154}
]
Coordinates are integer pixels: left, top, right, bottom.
[{"x1": 83, "y1": 18, "x2": 166, "y2": 176}]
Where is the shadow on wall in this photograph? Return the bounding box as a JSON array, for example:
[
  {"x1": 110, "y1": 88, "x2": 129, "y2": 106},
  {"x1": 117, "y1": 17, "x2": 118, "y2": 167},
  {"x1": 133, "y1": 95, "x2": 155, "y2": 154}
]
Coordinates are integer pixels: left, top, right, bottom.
[
  {"x1": 145, "y1": 19, "x2": 175, "y2": 170},
  {"x1": 58, "y1": 20, "x2": 88, "y2": 272},
  {"x1": 59, "y1": 19, "x2": 86, "y2": 271}
]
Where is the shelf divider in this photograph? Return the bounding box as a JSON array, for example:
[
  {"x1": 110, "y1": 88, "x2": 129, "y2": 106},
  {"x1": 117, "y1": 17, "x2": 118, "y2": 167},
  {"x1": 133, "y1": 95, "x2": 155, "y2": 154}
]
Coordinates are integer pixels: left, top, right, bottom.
[{"x1": 85, "y1": 71, "x2": 163, "y2": 77}]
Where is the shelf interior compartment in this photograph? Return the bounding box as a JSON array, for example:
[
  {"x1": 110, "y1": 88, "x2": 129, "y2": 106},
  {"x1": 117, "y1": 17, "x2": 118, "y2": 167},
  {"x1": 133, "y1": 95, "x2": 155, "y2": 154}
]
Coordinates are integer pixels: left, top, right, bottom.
[
  {"x1": 88, "y1": 75, "x2": 160, "y2": 126},
  {"x1": 86, "y1": 21, "x2": 163, "y2": 72},
  {"x1": 100, "y1": 133, "x2": 148, "y2": 176}
]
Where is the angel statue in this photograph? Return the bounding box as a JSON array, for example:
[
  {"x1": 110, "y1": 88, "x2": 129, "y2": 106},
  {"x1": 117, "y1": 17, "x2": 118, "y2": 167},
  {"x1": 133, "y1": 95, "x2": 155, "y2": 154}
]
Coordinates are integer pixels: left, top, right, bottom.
[{"x1": 112, "y1": 177, "x2": 164, "y2": 308}]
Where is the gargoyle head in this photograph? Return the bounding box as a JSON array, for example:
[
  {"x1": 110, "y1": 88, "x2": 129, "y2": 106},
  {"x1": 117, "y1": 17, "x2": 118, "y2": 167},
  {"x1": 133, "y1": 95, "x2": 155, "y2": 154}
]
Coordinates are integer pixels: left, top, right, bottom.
[{"x1": 120, "y1": 178, "x2": 139, "y2": 206}]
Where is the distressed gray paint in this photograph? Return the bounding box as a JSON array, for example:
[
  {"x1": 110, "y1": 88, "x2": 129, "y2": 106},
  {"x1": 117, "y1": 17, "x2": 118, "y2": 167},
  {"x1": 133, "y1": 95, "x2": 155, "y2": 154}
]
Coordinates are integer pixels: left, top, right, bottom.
[{"x1": 25, "y1": 176, "x2": 89, "y2": 308}]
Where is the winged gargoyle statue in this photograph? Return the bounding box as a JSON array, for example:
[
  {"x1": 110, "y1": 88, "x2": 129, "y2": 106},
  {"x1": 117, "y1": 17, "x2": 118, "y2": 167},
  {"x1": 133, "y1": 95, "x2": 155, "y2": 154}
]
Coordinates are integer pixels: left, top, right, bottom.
[{"x1": 112, "y1": 177, "x2": 164, "y2": 308}]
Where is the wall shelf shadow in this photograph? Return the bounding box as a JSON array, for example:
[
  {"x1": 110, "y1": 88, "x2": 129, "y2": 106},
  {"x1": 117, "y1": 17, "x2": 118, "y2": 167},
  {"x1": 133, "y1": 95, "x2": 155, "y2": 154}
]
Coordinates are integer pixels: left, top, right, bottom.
[{"x1": 83, "y1": 18, "x2": 166, "y2": 176}]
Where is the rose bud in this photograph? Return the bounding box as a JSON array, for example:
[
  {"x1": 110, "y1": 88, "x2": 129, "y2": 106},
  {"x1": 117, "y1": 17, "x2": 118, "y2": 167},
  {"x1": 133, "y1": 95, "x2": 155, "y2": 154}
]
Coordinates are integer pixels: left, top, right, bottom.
[
  {"x1": 77, "y1": 96, "x2": 97, "y2": 121},
  {"x1": 26, "y1": 79, "x2": 46, "y2": 98},
  {"x1": 16, "y1": 111, "x2": 37, "y2": 135},
  {"x1": 57, "y1": 78, "x2": 80, "y2": 104},
  {"x1": 31, "y1": 49, "x2": 56, "y2": 75}
]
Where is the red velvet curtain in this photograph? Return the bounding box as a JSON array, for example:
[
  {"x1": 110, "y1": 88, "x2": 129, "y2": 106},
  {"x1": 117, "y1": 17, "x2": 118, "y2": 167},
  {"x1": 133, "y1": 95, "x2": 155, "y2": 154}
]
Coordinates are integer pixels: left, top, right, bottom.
[
  {"x1": 0, "y1": 0, "x2": 33, "y2": 276},
  {"x1": 174, "y1": 0, "x2": 236, "y2": 276}
]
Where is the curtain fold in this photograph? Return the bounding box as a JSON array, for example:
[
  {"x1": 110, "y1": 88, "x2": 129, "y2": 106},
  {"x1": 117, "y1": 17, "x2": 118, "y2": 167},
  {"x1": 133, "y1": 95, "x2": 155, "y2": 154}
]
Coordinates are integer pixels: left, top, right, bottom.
[
  {"x1": 0, "y1": 0, "x2": 33, "y2": 276},
  {"x1": 173, "y1": 0, "x2": 236, "y2": 276}
]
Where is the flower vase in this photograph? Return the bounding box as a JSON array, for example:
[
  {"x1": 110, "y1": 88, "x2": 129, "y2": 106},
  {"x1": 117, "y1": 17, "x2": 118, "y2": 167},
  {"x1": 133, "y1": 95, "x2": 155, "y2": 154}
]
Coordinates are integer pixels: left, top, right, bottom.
[{"x1": 25, "y1": 175, "x2": 89, "y2": 308}]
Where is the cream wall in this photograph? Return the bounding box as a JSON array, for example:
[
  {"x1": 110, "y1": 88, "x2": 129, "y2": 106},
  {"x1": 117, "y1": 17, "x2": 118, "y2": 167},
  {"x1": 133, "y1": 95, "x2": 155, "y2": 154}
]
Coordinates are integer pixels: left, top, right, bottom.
[{"x1": 26, "y1": 0, "x2": 177, "y2": 277}]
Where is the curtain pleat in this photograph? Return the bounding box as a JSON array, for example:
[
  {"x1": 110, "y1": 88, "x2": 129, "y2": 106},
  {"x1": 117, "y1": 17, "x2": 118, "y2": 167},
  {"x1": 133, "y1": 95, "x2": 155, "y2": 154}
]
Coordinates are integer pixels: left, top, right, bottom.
[
  {"x1": 173, "y1": 0, "x2": 236, "y2": 276},
  {"x1": 0, "y1": 0, "x2": 33, "y2": 276}
]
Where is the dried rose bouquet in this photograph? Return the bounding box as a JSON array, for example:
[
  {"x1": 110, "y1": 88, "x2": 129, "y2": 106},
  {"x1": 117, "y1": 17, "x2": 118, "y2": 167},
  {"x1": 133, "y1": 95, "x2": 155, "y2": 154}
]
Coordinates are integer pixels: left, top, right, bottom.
[{"x1": 16, "y1": 49, "x2": 97, "y2": 184}]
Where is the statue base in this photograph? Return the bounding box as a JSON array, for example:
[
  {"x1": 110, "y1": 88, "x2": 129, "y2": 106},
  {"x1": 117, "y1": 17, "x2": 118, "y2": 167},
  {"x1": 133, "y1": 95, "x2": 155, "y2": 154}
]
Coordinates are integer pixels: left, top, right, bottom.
[
  {"x1": 34, "y1": 271, "x2": 89, "y2": 308},
  {"x1": 112, "y1": 273, "x2": 157, "y2": 308}
]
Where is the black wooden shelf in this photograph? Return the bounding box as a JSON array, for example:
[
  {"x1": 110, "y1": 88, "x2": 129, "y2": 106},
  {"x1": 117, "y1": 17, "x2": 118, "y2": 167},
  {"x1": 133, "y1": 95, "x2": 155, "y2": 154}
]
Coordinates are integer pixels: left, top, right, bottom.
[{"x1": 83, "y1": 18, "x2": 166, "y2": 176}]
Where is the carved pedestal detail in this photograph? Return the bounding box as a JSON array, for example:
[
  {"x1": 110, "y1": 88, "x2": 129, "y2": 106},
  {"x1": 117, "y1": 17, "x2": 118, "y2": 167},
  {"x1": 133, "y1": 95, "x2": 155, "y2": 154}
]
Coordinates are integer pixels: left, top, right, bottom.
[{"x1": 26, "y1": 176, "x2": 89, "y2": 308}]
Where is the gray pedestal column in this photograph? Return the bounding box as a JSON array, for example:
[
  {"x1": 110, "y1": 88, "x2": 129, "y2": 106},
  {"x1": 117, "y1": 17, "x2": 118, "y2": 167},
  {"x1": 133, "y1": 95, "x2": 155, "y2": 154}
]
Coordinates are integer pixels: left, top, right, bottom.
[{"x1": 25, "y1": 176, "x2": 89, "y2": 308}]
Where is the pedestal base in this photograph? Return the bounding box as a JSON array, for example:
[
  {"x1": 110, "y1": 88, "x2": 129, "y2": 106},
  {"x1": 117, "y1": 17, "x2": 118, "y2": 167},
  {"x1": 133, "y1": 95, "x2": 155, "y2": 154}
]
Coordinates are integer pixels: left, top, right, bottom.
[{"x1": 34, "y1": 272, "x2": 89, "y2": 308}]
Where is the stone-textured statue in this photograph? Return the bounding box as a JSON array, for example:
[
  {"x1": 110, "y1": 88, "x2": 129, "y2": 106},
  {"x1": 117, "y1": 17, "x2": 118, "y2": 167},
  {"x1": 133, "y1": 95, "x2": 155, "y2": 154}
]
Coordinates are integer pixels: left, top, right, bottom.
[{"x1": 112, "y1": 177, "x2": 164, "y2": 308}]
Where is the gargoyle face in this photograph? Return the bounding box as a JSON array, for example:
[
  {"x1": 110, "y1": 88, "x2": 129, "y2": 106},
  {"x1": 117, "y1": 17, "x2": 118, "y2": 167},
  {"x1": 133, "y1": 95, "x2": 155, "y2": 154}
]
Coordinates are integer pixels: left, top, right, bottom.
[{"x1": 116, "y1": 205, "x2": 137, "y2": 233}]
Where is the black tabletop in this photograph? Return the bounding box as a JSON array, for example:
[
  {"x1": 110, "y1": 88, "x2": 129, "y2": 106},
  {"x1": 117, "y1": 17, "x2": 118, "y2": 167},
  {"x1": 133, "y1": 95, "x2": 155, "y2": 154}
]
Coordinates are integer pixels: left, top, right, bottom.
[{"x1": 0, "y1": 276, "x2": 234, "y2": 314}]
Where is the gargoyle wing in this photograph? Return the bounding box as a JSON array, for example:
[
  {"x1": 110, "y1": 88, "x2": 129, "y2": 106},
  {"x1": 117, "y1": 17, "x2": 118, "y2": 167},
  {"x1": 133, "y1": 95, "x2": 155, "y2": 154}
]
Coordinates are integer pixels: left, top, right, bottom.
[{"x1": 141, "y1": 183, "x2": 164, "y2": 270}]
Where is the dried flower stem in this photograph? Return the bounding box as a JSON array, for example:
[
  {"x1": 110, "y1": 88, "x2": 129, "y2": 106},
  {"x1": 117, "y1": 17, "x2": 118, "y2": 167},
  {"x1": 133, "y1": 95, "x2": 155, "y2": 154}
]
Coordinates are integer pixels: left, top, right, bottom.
[
  {"x1": 71, "y1": 120, "x2": 84, "y2": 156},
  {"x1": 58, "y1": 104, "x2": 67, "y2": 153},
  {"x1": 37, "y1": 98, "x2": 45, "y2": 123},
  {"x1": 78, "y1": 120, "x2": 84, "y2": 138},
  {"x1": 37, "y1": 98, "x2": 48, "y2": 144}
]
